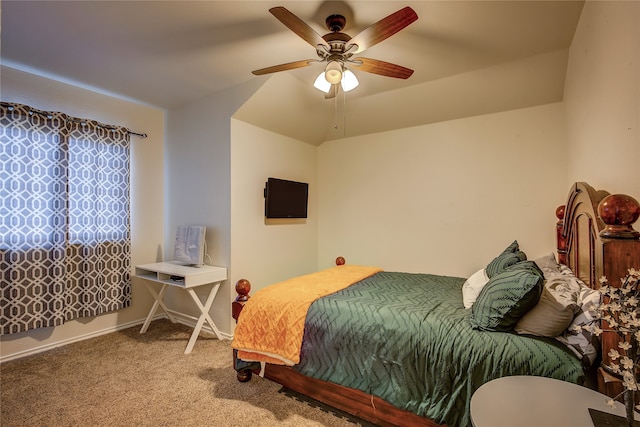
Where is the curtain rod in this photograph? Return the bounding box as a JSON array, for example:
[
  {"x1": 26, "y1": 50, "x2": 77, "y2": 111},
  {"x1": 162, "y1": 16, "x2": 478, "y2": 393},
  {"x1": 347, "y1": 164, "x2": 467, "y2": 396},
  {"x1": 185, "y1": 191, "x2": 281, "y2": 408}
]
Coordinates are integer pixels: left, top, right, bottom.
[
  {"x1": 66, "y1": 116, "x2": 148, "y2": 139},
  {"x1": 127, "y1": 130, "x2": 148, "y2": 138},
  {"x1": 1, "y1": 102, "x2": 148, "y2": 139}
]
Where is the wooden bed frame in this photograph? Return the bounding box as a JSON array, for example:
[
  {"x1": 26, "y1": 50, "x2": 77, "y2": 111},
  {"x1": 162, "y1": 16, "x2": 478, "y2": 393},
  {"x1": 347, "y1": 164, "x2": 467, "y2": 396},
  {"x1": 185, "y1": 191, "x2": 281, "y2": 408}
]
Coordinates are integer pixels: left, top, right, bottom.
[{"x1": 232, "y1": 182, "x2": 639, "y2": 427}]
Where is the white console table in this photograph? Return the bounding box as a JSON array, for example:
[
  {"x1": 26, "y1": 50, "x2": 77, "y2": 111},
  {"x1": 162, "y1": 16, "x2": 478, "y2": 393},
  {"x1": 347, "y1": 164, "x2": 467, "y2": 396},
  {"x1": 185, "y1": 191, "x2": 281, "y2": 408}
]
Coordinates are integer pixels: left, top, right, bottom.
[{"x1": 135, "y1": 261, "x2": 227, "y2": 354}]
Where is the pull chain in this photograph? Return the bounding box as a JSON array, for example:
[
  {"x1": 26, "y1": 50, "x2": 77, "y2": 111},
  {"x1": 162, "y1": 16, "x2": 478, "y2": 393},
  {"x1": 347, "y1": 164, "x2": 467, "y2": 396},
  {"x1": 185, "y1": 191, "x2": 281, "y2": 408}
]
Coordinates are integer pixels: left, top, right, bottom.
[
  {"x1": 330, "y1": 86, "x2": 347, "y2": 135},
  {"x1": 342, "y1": 87, "x2": 346, "y2": 135},
  {"x1": 334, "y1": 89, "x2": 339, "y2": 130}
]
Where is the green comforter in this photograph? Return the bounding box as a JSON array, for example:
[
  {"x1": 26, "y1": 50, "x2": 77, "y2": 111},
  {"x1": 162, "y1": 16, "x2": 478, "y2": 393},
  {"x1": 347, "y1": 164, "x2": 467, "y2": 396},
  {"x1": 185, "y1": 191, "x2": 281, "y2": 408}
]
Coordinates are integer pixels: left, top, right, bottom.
[{"x1": 295, "y1": 271, "x2": 584, "y2": 427}]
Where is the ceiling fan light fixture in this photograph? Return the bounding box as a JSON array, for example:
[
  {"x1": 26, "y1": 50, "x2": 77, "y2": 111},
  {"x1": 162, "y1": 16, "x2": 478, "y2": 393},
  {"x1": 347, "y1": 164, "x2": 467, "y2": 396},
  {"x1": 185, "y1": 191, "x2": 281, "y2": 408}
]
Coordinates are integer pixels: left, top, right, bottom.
[
  {"x1": 341, "y1": 69, "x2": 359, "y2": 92},
  {"x1": 324, "y1": 61, "x2": 343, "y2": 84},
  {"x1": 313, "y1": 73, "x2": 332, "y2": 93}
]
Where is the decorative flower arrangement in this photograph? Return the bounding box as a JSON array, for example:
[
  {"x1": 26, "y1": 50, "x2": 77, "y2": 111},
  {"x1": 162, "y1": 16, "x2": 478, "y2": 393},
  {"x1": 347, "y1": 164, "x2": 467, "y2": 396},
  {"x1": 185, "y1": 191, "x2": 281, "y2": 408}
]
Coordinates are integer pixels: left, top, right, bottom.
[{"x1": 586, "y1": 268, "x2": 640, "y2": 423}]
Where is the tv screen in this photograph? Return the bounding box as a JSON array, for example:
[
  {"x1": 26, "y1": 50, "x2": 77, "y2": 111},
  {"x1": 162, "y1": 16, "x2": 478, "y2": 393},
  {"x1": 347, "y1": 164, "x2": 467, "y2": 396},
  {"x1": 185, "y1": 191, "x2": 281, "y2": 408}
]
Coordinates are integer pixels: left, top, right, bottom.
[{"x1": 264, "y1": 178, "x2": 309, "y2": 219}]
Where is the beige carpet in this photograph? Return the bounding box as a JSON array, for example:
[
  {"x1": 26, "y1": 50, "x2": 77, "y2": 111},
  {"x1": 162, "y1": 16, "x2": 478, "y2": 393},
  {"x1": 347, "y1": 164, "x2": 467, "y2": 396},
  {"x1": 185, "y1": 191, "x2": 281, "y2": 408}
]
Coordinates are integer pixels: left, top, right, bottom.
[{"x1": 0, "y1": 319, "x2": 368, "y2": 427}]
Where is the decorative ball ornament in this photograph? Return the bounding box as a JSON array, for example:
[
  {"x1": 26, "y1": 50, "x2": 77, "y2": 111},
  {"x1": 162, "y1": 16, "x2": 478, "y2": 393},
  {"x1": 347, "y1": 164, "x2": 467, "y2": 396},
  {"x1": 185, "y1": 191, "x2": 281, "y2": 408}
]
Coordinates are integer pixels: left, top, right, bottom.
[
  {"x1": 336, "y1": 256, "x2": 346, "y2": 266},
  {"x1": 598, "y1": 194, "x2": 640, "y2": 239}
]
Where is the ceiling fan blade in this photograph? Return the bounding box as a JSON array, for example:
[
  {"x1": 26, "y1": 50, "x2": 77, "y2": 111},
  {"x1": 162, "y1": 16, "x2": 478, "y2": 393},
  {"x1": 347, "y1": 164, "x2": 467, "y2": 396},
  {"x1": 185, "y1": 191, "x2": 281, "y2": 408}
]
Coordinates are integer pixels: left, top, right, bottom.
[
  {"x1": 351, "y1": 57, "x2": 414, "y2": 79},
  {"x1": 252, "y1": 59, "x2": 317, "y2": 75},
  {"x1": 347, "y1": 7, "x2": 418, "y2": 54},
  {"x1": 324, "y1": 84, "x2": 338, "y2": 99},
  {"x1": 269, "y1": 6, "x2": 329, "y2": 48}
]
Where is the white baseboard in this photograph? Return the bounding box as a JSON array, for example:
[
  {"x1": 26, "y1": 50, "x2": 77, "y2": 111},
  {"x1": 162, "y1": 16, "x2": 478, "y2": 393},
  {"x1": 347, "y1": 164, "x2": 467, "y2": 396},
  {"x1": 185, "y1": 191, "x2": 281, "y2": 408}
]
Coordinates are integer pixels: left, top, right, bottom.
[{"x1": 0, "y1": 314, "x2": 233, "y2": 363}]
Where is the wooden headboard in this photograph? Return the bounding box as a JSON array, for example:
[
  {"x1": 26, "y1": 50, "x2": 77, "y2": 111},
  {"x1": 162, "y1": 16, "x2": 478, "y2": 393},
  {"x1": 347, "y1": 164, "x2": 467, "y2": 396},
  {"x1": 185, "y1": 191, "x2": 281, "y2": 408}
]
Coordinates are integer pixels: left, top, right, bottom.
[{"x1": 555, "y1": 182, "x2": 640, "y2": 396}]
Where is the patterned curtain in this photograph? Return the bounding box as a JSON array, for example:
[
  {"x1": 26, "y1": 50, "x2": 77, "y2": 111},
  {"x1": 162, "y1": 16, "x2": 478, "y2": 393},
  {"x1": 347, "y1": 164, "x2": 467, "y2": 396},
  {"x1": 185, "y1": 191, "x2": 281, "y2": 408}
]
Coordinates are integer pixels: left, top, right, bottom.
[{"x1": 0, "y1": 103, "x2": 131, "y2": 335}]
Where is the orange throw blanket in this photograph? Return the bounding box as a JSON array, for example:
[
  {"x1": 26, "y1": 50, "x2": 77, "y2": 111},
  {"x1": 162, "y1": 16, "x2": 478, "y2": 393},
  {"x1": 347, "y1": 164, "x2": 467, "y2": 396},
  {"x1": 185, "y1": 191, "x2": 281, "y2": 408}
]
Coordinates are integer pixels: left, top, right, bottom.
[{"x1": 232, "y1": 265, "x2": 382, "y2": 366}]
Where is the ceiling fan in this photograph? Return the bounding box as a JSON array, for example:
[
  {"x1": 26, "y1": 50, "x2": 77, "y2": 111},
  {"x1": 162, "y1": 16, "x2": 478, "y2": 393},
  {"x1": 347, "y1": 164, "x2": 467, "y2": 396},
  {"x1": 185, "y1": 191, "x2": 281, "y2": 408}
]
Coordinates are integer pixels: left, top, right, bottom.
[{"x1": 252, "y1": 6, "x2": 418, "y2": 99}]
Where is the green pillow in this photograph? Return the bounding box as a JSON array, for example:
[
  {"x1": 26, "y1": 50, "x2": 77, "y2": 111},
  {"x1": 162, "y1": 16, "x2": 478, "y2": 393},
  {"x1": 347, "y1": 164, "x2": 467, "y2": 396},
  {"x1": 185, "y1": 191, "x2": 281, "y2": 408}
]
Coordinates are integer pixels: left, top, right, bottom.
[
  {"x1": 502, "y1": 240, "x2": 520, "y2": 254},
  {"x1": 486, "y1": 248, "x2": 527, "y2": 278},
  {"x1": 470, "y1": 261, "x2": 544, "y2": 332}
]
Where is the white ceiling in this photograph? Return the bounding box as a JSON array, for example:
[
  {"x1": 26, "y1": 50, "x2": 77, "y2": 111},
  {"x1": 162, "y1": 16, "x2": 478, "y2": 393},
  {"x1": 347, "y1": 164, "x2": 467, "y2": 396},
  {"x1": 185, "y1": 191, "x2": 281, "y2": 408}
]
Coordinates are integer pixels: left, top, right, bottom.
[{"x1": 1, "y1": 1, "x2": 585, "y2": 144}]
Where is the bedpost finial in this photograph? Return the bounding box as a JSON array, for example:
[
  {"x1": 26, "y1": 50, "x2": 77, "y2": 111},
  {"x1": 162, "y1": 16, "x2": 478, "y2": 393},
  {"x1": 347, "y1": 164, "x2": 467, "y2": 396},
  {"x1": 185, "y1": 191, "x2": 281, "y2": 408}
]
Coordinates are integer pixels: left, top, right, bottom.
[
  {"x1": 556, "y1": 205, "x2": 565, "y2": 220},
  {"x1": 336, "y1": 256, "x2": 345, "y2": 266},
  {"x1": 232, "y1": 279, "x2": 251, "y2": 322},
  {"x1": 235, "y1": 279, "x2": 251, "y2": 300},
  {"x1": 598, "y1": 194, "x2": 640, "y2": 239}
]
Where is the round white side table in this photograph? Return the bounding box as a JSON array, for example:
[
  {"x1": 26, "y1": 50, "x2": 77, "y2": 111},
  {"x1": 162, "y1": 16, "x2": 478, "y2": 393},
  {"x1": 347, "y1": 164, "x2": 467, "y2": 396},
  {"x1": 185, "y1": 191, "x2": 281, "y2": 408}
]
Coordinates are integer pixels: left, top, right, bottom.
[{"x1": 470, "y1": 375, "x2": 637, "y2": 427}]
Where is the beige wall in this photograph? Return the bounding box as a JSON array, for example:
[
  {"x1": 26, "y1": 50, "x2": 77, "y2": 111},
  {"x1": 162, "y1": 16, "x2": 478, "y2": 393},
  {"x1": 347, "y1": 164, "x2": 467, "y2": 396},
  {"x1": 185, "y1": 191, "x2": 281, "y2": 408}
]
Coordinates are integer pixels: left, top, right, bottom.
[
  {"x1": 564, "y1": 0, "x2": 640, "y2": 201},
  {"x1": 0, "y1": 65, "x2": 165, "y2": 361},
  {"x1": 164, "y1": 80, "x2": 263, "y2": 335},
  {"x1": 317, "y1": 103, "x2": 568, "y2": 277},
  {"x1": 230, "y1": 120, "x2": 318, "y2": 300}
]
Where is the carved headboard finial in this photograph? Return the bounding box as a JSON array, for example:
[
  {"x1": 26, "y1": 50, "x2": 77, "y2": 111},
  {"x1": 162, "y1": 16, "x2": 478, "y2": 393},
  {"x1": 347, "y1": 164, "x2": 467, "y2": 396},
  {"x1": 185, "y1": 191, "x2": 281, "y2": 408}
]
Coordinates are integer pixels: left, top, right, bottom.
[{"x1": 598, "y1": 194, "x2": 640, "y2": 239}]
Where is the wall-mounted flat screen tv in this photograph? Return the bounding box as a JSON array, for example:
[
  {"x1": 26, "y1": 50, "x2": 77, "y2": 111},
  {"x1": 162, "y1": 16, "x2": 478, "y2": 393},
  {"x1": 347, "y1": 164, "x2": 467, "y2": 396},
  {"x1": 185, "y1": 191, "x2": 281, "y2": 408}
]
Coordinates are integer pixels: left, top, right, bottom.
[{"x1": 264, "y1": 178, "x2": 309, "y2": 219}]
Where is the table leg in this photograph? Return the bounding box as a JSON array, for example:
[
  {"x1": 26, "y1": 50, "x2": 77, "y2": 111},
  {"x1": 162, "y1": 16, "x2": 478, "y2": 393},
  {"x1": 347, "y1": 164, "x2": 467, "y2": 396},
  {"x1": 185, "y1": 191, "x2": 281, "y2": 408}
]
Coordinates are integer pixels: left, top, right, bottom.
[
  {"x1": 140, "y1": 282, "x2": 174, "y2": 333},
  {"x1": 184, "y1": 283, "x2": 222, "y2": 354}
]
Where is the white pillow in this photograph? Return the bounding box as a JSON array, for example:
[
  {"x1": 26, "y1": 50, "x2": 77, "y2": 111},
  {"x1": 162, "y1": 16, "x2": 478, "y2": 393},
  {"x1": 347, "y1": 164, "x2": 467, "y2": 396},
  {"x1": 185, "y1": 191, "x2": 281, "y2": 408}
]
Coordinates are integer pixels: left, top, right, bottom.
[{"x1": 462, "y1": 268, "x2": 489, "y2": 308}]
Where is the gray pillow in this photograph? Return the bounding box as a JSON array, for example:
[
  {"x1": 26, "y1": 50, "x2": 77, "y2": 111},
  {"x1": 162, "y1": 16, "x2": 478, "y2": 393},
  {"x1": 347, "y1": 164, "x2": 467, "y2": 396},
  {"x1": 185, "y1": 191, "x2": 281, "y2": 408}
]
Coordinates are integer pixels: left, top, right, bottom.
[
  {"x1": 514, "y1": 272, "x2": 582, "y2": 337},
  {"x1": 470, "y1": 261, "x2": 544, "y2": 332},
  {"x1": 534, "y1": 253, "x2": 562, "y2": 278}
]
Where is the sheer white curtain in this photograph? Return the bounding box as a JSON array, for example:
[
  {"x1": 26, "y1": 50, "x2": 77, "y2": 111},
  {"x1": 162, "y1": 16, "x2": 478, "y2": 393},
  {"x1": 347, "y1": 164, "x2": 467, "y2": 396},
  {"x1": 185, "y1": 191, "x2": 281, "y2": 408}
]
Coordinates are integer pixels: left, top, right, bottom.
[{"x1": 0, "y1": 102, "x2": 131, "y2": 334}]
